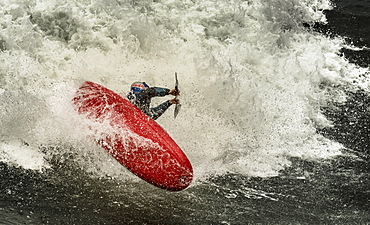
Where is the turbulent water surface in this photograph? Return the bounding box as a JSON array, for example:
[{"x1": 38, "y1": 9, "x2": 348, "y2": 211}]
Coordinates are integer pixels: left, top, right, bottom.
[{"x1": 0, "y1": 0, "x2": 369, "y2": 224}]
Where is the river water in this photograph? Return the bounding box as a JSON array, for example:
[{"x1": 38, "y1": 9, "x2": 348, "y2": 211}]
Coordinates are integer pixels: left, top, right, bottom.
[{"x1": 0, "y1": 0, "x2": 369, "y2": 224}]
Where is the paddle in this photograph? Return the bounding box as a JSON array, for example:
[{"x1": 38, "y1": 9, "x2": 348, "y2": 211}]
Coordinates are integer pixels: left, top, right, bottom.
[{"x1": 174, "y1": 72, "x2": 181, "y2": 118}]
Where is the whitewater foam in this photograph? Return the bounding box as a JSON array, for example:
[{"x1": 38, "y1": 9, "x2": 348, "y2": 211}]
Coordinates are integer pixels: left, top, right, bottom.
[
  {"x1": 0, "y1": 0, "x2": 367, "y2": 181},
  {"x1": 0, "y1": 140, "x2": 49, "y2": 171}
]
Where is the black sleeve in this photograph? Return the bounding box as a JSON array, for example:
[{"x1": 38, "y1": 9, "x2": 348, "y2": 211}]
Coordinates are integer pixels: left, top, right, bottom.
[
  {"x1": 150, "y1": 100, "x2": 172, "y2": 120},
  {"x1": 140, "y1": 87, "x2": 170, "y2": 100}
]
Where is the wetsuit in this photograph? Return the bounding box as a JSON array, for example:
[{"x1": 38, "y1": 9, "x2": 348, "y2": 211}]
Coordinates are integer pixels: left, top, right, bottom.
[{"x1": 127, "y1": 87, "x2": 172, "y2": 120}]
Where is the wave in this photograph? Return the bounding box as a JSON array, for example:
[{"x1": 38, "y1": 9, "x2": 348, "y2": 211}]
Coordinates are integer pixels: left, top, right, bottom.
[{"x1": 0, "y1": 0, "x2": 368, "y2": 181}]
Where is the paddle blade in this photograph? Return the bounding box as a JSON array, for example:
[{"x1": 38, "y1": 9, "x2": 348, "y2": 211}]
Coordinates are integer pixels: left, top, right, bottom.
[
  {"x1": 174, "y1": 72, "x2": 181, "y2": 118},
  {"x1": 175, "y1": 72, "x2": 179, "y2": 90},
  {"x1": 174, "y1": 104, "x2": 181, "y2": 118}
]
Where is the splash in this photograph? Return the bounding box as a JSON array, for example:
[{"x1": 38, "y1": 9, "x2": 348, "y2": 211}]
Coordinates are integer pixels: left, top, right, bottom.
[
  {"x1": 0, "y1": 140, "x2": 49, "y2": 170},
  {"x1": 0, "y1": 0, "x2": 367, "y2": 180}
]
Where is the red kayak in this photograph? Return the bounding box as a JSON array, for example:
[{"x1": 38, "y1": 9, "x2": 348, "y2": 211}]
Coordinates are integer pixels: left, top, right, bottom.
[{"x1": 72, "y1": 81, "x2": 193, "y2": 191}]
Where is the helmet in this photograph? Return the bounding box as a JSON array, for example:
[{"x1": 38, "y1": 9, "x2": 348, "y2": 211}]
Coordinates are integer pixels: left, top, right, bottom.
[{"x1": 131, "y1": 82, "x2": 149, "y2": 93}]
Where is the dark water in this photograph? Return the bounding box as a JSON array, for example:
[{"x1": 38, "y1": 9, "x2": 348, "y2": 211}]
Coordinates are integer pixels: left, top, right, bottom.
[
  {"x1": 1, "y1": 156, "x2": 369, "y2": 224},
  {"x1": 1, "y1": 0, "x2": 370, "y2": 224},
  {"x1": 314, "y1": 0, "x2": 370, "y2": 67},
  {"x1": 314, "y1": 1, "x2": 370, "y2": 223},
  {"x1": 316, "y1": 0, "x2": 370, "y2": 176}
]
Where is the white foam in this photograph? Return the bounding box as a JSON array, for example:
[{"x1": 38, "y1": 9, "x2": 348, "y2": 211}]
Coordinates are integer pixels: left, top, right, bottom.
[
  {"x1": 0, "y1": 140, "x2": 49, "y2": 171},
  {"x1": 0, "y1": 0, "x2": 367, "y2": 180}
]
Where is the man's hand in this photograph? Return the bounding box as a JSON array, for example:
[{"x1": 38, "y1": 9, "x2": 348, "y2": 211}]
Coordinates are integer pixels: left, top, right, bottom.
[
  {"x1": 169, "y1": 98, "x2": 180, "y2": 104},
  {"x1": 169, "y1": 89, "x2": 180, "y2": 96}
]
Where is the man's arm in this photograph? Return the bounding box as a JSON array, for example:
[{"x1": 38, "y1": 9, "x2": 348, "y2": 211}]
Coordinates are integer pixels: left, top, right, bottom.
[
  {"x1": 150, "y1": 101, "x2": 172, "y2": 120},
  {"x1": 141, "y1": 87, "x2": 170, "y2": 99}
]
